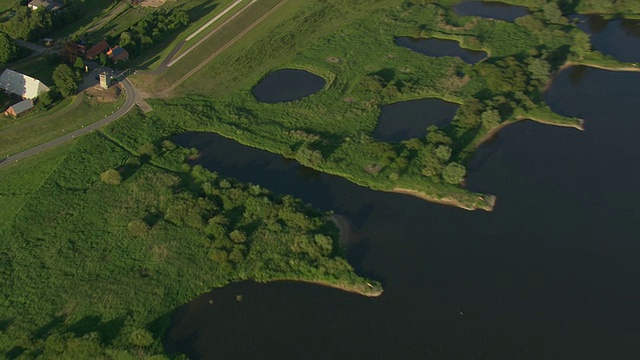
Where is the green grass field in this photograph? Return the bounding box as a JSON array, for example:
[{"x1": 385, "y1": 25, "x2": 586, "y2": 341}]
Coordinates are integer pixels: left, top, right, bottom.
[
  {"x1": 0, "y1": 0, "x2": 18, "y2": 12},
  {"x1": 0, "y1": 90, "x2": 125, "y2": 156},
  {"x1": 0, "y1": 143, "x2": 72, "y2": 229},
  {"x1": 51, "y1": 0, "x2": 115, "y2": 39},
  {"x1": 0, "y1": 129, "x2": 375, "y2": 357},
  {"x1": 9, "y1": 55, "x2": 58, "y2": 86},
  {"x1": 132, "y1": 0, "x2": 241, "y2": 69}
]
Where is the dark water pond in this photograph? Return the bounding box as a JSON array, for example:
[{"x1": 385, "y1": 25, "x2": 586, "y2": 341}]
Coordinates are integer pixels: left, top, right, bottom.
[
  {"x1": 395, "y1": 37, "x2": 487, "y2": 64},
  {"x1": 165, "y1": 66, "x2": 640, "y2": 359},
  {"x1": 573, "y1": 15, "x2": 640, "y2": 62},
  {"x1": 252, "y1": 69, "x2": 326, "y2": 103},
  {"x1": 373, "y1": 98, "x2": 459, "y2": 142},
  {"x1": 453, "y1": 1, "x2": 529, "y2": 22}
]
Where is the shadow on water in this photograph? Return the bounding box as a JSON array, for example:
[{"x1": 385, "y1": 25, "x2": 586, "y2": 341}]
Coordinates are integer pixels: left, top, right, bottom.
[
  {"x1": 165, "y1": 69, "x2": 640, "y2": 360},
  {"x1": 452, "y1": 1, "x2": 529, "y2": 22},
  {"x1": 252, "y1": 69, "x2": 326, "y2": 103},
  {"x1": 395, "y1": 37, "x2": 487, "y2": 64}
]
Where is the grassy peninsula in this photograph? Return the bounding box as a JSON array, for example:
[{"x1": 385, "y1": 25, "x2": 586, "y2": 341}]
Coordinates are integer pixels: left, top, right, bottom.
[
  {"x1": 132, "y1": 0, "x2": 610, "y2": 211},
  {"x1": 0, "y1": 128, "x2": 379, "y2": 358}
]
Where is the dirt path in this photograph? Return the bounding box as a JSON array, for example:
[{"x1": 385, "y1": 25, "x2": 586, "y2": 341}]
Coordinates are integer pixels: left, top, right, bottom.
[
  {"x1": 160, "y1": 0, "x2": 289, "y2": 96},
  {"x1": 85, "y1": 2, "x2": 129, "y2": 34},
  {"x1": 138, "y1": 0, "x2": 253, "y2": 76},
  {"x1": 166, "y1": 0, "x2": 258, "y2": 68}
]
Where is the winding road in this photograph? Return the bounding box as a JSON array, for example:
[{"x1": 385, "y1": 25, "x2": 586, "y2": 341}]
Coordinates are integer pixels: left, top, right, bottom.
[
  {"x1": 0, "y1": 0, "x2": 288, "y2": 169},
  {"x1": 0, "y1": 78, "x2": 136, "y2": 169}
]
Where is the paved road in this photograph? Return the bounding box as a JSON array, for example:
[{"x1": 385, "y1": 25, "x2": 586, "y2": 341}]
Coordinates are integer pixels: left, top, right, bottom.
[{"x1": 0, "y1": 78, "x2": 136, "y2": 169}]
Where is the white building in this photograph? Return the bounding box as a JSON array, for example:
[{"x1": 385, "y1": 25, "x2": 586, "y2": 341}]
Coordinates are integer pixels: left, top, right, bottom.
[
  {"x1": 27, "y1": 0, "x2": 62, "y2": 11},
  {"x1": 0, "y1": 69, "x2": 50, "y2": 99}
]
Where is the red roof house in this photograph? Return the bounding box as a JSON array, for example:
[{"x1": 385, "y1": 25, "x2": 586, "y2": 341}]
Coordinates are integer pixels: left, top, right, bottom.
[
  {"x1": 107, "y1": 46, "x2": 129, "y2": 63},
  {"x1": 86, "y1": 40, "x2": 109, "y2": 60}
]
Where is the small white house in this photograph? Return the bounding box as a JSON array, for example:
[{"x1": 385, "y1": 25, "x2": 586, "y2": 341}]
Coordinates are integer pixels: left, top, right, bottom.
[
  {"x1": 0, "y1": 69, "x2": 49, "y2": 99},
  {"x1": 27, "y1": 0, "x2": 62, "y2": 11}
]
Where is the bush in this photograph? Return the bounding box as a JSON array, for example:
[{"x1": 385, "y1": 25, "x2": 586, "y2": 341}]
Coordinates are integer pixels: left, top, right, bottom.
[
  {"x1": 442, "y1": 163, "x2": 466, "y2": 184},
  {"x1": 128, "y1": 329, "x2": 154, "y2": 347},
  {"x1": 100, "y1": 169, "x2": 122, "y2": 185},
  {"x1": 127, "y1": 219, "x2": 150, "y2": 237}
]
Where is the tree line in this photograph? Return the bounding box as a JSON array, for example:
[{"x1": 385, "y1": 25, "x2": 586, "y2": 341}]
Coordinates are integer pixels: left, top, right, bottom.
[{"x1": 1, "y1": 2, "x2": 84, "y2": 42}]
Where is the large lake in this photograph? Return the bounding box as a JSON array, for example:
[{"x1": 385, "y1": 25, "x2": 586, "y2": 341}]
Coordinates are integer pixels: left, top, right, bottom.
[
  {"x1": 166, "y1": 66, "x2": 640, "y2": 359},
  {"x1": 164, "y1": 16, "x2": 640, "y2": 358}
]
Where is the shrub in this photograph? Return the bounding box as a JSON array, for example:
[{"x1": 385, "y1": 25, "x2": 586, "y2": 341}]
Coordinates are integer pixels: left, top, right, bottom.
[
  {"x1": 442, "y1": 163, "x2": 467, "y2": 184},
  {"x1": 127, "y1": 219, "x2": 150, "y2": 237},
  {"x1": 128, "y1": 329, "x2": 154, "y2": 347},
  {"x1": 100, "y1": 169, "x2": 122, "y2": 185}
]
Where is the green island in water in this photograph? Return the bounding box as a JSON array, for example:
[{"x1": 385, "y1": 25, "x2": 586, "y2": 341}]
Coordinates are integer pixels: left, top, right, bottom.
[{"x1": 0, "y1": 0, "x2": 638, "y2": 357}]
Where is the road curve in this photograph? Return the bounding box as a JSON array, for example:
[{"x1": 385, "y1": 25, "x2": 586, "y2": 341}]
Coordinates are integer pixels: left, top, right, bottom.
[{"x1": 0, "y1": 78, "x2": 136, "y2": 169}]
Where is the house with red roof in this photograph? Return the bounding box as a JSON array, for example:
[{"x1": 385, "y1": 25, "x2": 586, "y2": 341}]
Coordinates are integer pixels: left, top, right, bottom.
[
  {"x1": 86, "y1": 40, "x2": 109, "y2": 60},
  {"x1": 107, "y1": 46, "x2": 129, "y2": 63}
]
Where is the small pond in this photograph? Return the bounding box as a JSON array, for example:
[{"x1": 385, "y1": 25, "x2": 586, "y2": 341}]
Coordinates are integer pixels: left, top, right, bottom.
[
  {"x1": 373, "y1": 98, "x2": 459, "y2": 142},
  {"x1": 252, "y1": 69, "x2": 326, "y2": 103},
  {"x1": 395, "y1": 37, "x2": 487, "y2": 64},
  {"x1": 453, "y1": 1, "x2": 529, "y2": 22},
  {"x1": 572, "y1": 15, "x2": 640, "y2": 62}
]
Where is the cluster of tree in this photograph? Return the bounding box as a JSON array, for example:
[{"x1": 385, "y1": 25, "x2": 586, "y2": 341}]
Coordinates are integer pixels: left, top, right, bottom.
[
  {"x1": 418, "y1": 126, "x2": 466, "y2": 184},
  {"x1": 376, "y1": 126, "x2": 468, "y2": 185},
  {"x1": 0, "y1": 31, "x2": 21, "y2": 65},
  {"x1": 52, "y1": 63, "x2": 81, "y2": 97},
  {"x1": 118, "y1": 8, "x2": 189, "y2": 56},
  {"x1": 452, "y1": 54, "x2": 554, "y2": 131},
  {"x1": 1, "y1": 3, "x2": 83, "y2": 41}
]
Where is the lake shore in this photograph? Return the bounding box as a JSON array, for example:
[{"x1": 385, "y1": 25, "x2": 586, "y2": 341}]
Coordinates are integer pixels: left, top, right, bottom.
[
  {"x1": 559, "y1": 61, "x2": 640, "y2": 73},
  {"x1": 271, "y1": 278, "x2": 384, "y2": 297},
  {"x1": 388, "y1": 187, "x2": 496, "y2": 211},
  {"x1": 330, "y1": 214, "x2": 354, "y2": 246},
  {"x1": 475, "y1": 116, "x2": 584, "y2": 148}
]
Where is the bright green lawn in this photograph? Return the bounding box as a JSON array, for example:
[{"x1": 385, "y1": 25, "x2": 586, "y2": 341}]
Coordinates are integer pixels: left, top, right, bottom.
[
  {"x1": 0, "y1": 143, "x2": 72, "y2": 229},
  {"x1": 0, "y1": 91, "x2": 124, "y2": 156}
]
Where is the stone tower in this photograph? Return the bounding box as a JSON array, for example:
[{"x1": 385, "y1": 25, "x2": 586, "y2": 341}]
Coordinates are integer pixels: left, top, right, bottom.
[{"x1": 99, "y1": 72, "x2": 111, "y2": 89}]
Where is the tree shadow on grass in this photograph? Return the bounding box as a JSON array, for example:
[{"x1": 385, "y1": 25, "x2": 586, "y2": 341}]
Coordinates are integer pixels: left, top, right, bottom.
[
  {"x1": 0, "y1": 317, "x2": 14, "y2": 332},
  {"x1": 5, "y1": 346, "x2": 25, "y2": 359},
  {"x1": 33, "y1": 316, "x2": 65, "y2": 339},
  {"x1": 66, "y1": 314, "x2": 127, "y2": 344}
]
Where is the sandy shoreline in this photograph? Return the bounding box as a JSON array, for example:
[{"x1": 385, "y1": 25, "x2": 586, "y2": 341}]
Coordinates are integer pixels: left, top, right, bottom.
[
  {"x1": 559, "y1": 61, "x2": 640, "y2": 73},
  {"x1": 475, "y1": 116, "x2": 584, "y2": 148},
  {"x1": 387, "y1": 187, "x2": 495, "y2": 211},
  {"x1": 271, "y1": 278, "x2": 384, "y2": 297}
]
